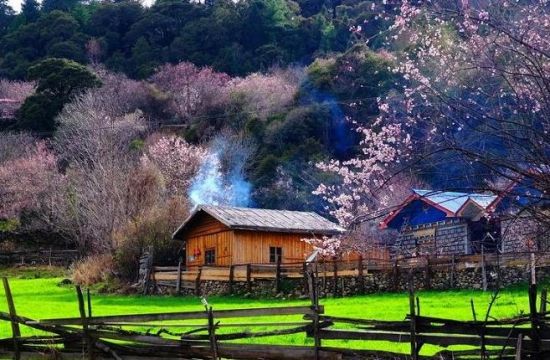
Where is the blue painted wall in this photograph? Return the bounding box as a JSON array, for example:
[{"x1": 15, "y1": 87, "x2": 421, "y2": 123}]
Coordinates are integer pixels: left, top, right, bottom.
[{"x1": 387, "y1": 199, "x2": 448, "y2": 229}]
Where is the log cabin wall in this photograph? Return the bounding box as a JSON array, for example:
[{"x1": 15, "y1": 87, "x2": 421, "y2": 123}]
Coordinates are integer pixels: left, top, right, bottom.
[
  {"x1": 232, "y1": 230, "x2": 313, "y2": 264},
  {"x1": 182, "y1": 213, "x2": 316, "y2": 267},
  {"x1": 184, "y1": 213, "x2": 234, "y2": 268}
]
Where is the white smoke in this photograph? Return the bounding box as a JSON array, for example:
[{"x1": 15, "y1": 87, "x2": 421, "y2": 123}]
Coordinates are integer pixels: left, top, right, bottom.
[{"x1": 188, "y1": 135, "x2": 253, "y2": 208}]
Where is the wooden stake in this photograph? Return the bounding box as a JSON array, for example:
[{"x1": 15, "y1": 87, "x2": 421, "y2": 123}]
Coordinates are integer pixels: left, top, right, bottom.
[
  {"x1": 246, "y1": 264, "x2": 252, "y2": 293},
  {"x1": 424, "y1": 255, "x2": 431, "y2": 289},
  {"x1": 76, "y1": 286, "x2": 94, "y2": 359},
  {"x1": 529, "y1": 283, "x2": 540, "y2": 359},
  {"x1": 531, "y1": 252, "x2": 537, "y2": 285},
  {"x1": 332, "y1": 260, "x2": 338, "y2": 296},
  {"x1": 470, "y1": 299, "x2": 477, "y2": 322},
  {"x1": 302, "y1": 262, "x2": 308, "y2": 295},
  {"x1": 2, "y1": 277, "x2": 20, "y2": 360},
  {"x1": 87, "y1": 288, "x2": 92, "y2": 318},
  {"x1": 195, "y1": 267, "x2": 202, "y2": 296},
  {"x1": 176, "y1": 258, "x2": 182, "y2": 294},
  {"x1": 229, "y1": 265, "x2": 235, "y2": 295},
  {"x1": 515, "y1": 333, "x2": 522, "y2": 360},
  {"x1": 275, "y1": 258, "x2": 282, "y2": 294},
  {"x1": 409, "y1": 279, "x2": 418, "y2": 360},
  {"x1": 357, "y1": 256, "x2": 365, "y2": 294},
  {"x1": 450, "y1": 254, "x2": 455, "y2": 288},
  {"x1": 481, "y1": 245, "x2": 487, "y2": 291},
  {"x1": 206, "y1": 306, "x2": 219, "y2": 359}
]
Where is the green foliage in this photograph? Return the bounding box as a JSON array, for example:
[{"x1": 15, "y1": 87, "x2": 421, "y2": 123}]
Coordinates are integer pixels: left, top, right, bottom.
[
  {"x1": 21, "y1": 0, "x2": 40, "y2": 23},
  {"x1": 0, "y1": 0, "x2": 379, "y2": 79},
  {"x1": 16, "y1": 58, "x2": 101, "y2": 132}
]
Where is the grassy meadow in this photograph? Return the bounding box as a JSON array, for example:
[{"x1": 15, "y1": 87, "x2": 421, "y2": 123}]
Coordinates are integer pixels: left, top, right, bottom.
[{"x1": 0, "y1": 266, "x2": 540, "y2": 356}]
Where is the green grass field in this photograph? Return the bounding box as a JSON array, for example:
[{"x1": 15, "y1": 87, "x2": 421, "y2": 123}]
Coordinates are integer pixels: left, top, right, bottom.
[{"x1": 0, "y1": 266, "x2": 540, "y2": 356}]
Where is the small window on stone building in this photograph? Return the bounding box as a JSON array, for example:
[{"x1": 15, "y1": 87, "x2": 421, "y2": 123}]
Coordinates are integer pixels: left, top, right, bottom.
[
  {"x1": 269, "y1": 247, "x2": 282, "y2": 263},
  {"x1": 205, "y1": 248, "x2": 215, "y2": 265}
]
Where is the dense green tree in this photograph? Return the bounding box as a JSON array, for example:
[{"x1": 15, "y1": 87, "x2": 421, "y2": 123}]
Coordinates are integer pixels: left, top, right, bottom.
[
  {"x1": 42, "y1": 0, "x2": 80, "y2": 13},
  {"x1": 21, "y1": 0, "x2": 40, "y2": 23},
  {"x1": 0, "y1": 0, "x2": 14, "y2": 36},
  {"x1": 16, "y1": 58, "x2": 101, "y2": 133}
]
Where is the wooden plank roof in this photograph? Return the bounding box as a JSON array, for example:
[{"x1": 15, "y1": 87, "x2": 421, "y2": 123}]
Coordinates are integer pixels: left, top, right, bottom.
[{"x1": 173, "y1": 205, "x2": 346, "y2": 240}]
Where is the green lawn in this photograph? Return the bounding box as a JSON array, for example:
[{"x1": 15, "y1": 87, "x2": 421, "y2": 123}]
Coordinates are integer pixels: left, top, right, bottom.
[{"x1": 0, "y1": 267, "x2": 539, "y2": 356}]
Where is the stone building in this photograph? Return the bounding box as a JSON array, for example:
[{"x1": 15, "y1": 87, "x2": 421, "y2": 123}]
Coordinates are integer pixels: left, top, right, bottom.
[{"x1": 380, "y1": 189, "x2": 500, "y2": 257}]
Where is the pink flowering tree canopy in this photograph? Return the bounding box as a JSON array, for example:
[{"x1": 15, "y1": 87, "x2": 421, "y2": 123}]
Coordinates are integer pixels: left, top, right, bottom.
[
  {"x1": 141, "y1": 135, "x2": 207, "y2": 196},
  {"x1": 0, "y1": 141, "x2": 60, "y2": 220}
]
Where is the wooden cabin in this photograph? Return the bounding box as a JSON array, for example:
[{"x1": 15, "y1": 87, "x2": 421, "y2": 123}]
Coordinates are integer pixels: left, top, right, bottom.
[{"x1": 172, "y1": 205, "x2": 345, "y2": 268}]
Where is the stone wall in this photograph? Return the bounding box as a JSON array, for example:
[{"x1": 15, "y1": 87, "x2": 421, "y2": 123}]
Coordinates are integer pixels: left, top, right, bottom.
[
  {"x1": 393, "y1": 220, "x2": 469, "y2": 257},
  {"x1": 157, "y1": 263, "x2": 550, "y2": 298},
  {"x1": 501, "y1": 216, "x2": 547, "y2": 253}
]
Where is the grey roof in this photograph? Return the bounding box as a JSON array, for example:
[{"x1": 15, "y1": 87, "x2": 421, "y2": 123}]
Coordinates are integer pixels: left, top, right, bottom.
[{"x1": 173, "y1": 205, "x2": 346, "y2": 239}]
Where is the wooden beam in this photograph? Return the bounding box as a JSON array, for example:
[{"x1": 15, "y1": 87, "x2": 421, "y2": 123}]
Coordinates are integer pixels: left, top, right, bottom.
[
  {"x1": 37, "y1": 305, "x2": 325, "y2": 325},
  {"x1": 2, "y1": 277, "x2": 20, "y2": 360},
  {"x1": 76, "y1": 286, "x2": 94, "y2": 359}
]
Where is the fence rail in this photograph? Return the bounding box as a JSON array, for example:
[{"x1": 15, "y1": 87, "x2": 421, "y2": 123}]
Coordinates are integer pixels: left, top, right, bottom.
[
  {"x1": 1, "y1": 275, "x2": 549, "y2": 359},
  {"x1": 0, "y1": 248, "x2": 78, "y2": 266},
  {"x1": 149, "y1": 251, "x2": 550, "y2": 295}
]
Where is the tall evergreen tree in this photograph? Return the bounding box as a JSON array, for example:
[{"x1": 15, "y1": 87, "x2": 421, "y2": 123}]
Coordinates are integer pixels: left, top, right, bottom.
[
  {"x1": 0, "y1": 0, "x2": 14, "y2": 36},
  {"x1": 21, "y1": 0, "x2": 40, "y2": 23}
]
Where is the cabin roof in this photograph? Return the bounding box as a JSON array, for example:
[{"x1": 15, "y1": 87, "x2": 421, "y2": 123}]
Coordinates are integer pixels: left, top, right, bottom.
[{"x1": 173, "y1": 205, "x2": 346, "y2": 240}]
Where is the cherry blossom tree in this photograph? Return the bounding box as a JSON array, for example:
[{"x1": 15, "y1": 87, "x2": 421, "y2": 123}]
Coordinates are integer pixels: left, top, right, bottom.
[
  {"x1": 141, "y1": 135, "x2": 207, "y2": 196},
  {"x1": 307, "y1": 122, "x2": 415, "y2": 256},
  {"x1": 0, "y1": 141, "x2": 61, "y2": 219},
  {"x1": 0, "y1": 79, "x2": 34, "y2": 118},
  {"x1": 376, "y1": 0, "x2": 550, "y2": 234},
  {"x1": 150, "y1": 62, "x2": 231, "y2": 121},
  {"x1": 229, "y1": 67, "x2": 302, "y2": 119}
]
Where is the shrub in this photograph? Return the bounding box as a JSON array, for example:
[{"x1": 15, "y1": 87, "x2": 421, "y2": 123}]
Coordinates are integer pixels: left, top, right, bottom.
[
  {"x1": 71, "y1": 254, "x2": 114, "y2": 286},
  {"x1": 114, "y1": 198, "x2": 188, "y2": 281}
]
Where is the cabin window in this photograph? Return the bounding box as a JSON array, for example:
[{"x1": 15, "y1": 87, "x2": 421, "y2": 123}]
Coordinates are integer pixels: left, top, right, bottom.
[
  {"x1": 205, "y1": 248, "x2": 216, "y2": 265},
  {"x1": 269, "y1": 247, "x2": 282, "y2": 263}
]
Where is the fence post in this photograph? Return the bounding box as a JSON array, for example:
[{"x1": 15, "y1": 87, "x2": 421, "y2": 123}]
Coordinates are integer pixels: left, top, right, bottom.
[
  {"x1": 481, "y1": 246, "x2": 487, "y2": 291},
  {"x1": 195, "y1": 267, "x2": 202, "y2": 296},
  {"x1": 392, "y1": 259, "x2": 399, "y2": 291},
  {"x1": 302, "y1": 262, "x2": 309, "y2": 295},
  {"x1": 229, "y1": 265, "x2": 235, "y2": 295},
  {"x1": 408, "y1": 279, "x2": 418, "y2": 360},
  {"x1": 515, "y1": 333, "x2": 523, "y2": 360},
  {"x1": 2, "y1": 277, "x2": 21, "y2": 360},
  {"x1": 76, "y1": 286, "x2": 94, "y2": 360},
  {"x1": 357, "y1": 256, "x2": 364, "y2": 294},
  {"x1": 87, "y1": 288, "x2": 92, "y2": 318},
  {"x1": 332, "y1": 259, "x2": 338, "y2": 296},
  {"x1": 531, "y1": 252, "x2": 537, "y2": 285},
  {"x1": 275, "y1": 258, "x2": 282, "y2": 294},
  {"x1": 206, "y1": 306, "x2": 219, "y2": 359},
  {"x1": 176, "y1": 258, "x2": 182, "y2": 294},
  {"x1": 424, "y1": 255, "x2": 431, "y2": 290},
  {"x1": 529, "y1": 283, "x2": 540, "y2": 359},
  {"x1": 246, "y1": 264, "x2": 252, "y2": 293},
  {"x1": 307, "y1": 271, "x2": 320, "y2": 360},
  {"x1": 450, "y1": 255, "x2": 455, "y2": 288}
]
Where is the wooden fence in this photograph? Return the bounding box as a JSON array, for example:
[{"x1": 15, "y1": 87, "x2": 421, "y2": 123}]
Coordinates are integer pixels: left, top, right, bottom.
[
  {"x1": 149, "y1": 251, "x2": 550, "y2": 295},
  {"x1": 0, "y1": 249, "x2": 78, "y2": 266},
  {"x1": 1, "y1": 275, "x2": 550, "y2": 359}
]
